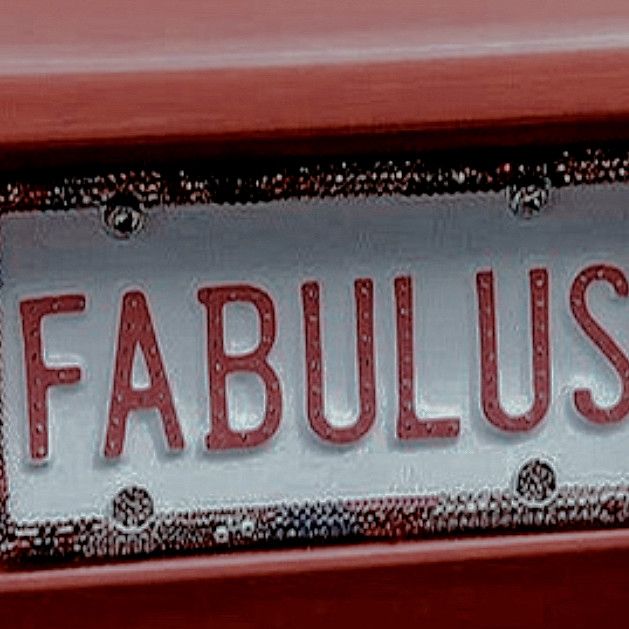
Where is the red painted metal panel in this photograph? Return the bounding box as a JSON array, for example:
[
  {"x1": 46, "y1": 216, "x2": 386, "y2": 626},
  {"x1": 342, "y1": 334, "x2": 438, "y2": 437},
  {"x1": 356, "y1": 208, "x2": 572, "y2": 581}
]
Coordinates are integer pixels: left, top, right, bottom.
[
  {"x1": 3, "y1": 531, "x2": 629, "y2": 627},
  {"x1": 1, "y1": 1, "x2": 629, "y2": 151}
]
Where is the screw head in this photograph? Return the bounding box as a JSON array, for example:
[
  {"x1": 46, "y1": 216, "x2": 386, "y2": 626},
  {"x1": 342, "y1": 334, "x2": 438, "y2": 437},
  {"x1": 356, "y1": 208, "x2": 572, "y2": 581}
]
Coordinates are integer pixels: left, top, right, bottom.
[
  {"x1": 516, "y1": 459, "x2": 557, "y2": 505},
  {"x1": 102, "y1": 192, "x2": 146, "y2": 238},
  {"x1": 112, "y1": 486, "x2": 154, "y2": 528},
  {"x1": 507, "y1": 177, "x2": 552, "y2": 218}
]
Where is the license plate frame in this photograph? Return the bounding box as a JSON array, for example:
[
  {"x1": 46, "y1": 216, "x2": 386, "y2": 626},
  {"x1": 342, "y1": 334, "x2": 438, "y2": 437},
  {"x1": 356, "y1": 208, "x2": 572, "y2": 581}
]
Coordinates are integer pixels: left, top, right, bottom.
[{"x1": 2, "y1": 148, "x2": 629, "y2": 563}]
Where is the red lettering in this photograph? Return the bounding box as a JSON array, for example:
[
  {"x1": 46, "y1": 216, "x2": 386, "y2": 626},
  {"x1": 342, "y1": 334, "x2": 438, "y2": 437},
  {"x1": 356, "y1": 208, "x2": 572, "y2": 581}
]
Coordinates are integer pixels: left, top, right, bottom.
[
  {"x1": 20, "y1": 294, "x2": 86, "y2": 461},
  {"x1": 395, "y1": 276, "x2": 460, "y2": 440},
  {"x1": 570, "y1": 264, "x2": 629, "y2": 424},
  {"x1": 104, "y1": 290, "x2": 184, "y2": 458},
  {"x1": 476, "y1": 268, "x2": 551, "y2": 432},
  {"x1": 302, "y1": 279, "x2": 375, "y2": 444},
  {"x1": 198, "y1": 285, "x2": 281, "y2": 449}
]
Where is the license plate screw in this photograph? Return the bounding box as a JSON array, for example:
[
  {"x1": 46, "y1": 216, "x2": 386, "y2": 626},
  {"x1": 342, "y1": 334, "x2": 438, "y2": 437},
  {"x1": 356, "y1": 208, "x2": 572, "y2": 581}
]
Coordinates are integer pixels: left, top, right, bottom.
[
  {"x1": 507, "y1": 176, "x2": 552, "y2": 218},
  {"x1": 102, "y1": 192, "x2": 146, "y2": 238},
  {"x1": 515, "y1": 458, "x2": 557, "y2": 505},
  {"x1": 112, "y1": 486, "x2": 154, "y2": 528}
]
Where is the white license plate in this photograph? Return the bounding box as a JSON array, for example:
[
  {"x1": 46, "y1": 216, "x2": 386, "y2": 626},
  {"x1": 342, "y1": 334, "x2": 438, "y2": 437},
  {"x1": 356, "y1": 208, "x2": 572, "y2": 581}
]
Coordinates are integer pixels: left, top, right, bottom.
[{"x1": 2, "y1": 184, "x2": 629, "y2": 560}]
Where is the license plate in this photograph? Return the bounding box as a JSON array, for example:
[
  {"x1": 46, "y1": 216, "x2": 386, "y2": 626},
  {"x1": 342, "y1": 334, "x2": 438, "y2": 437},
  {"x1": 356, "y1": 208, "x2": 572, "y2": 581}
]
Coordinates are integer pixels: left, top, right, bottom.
[{"x1": 3, "y1": 172, "x2": 629, "y2": 561}]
